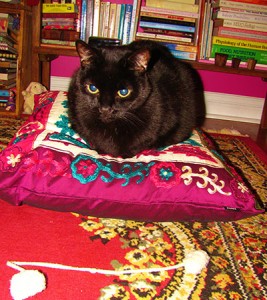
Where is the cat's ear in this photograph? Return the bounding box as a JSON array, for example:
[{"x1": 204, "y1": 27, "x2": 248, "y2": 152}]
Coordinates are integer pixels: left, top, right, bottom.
[
  {"x1": 76, "y1": 40, "x2": 96, "y2": 66},
  {"x1": 128, "y1": 49, "x2": 151, "y2": 73}
]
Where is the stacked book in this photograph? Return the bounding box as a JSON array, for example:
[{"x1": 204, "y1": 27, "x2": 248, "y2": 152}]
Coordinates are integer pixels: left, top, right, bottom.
[
  {"x1": 0, "y1": 12, "x2": 17, "y2": 92},
  {"x1": 135, "y1": 0, "x2": 201, "y2": 61},
  {"x1": 80, "y1": 0, "x2": 139, "y2": 45},
  {"x1": 41, "y1": 2, "x2": 80, "y2": 46},
  {"x1": 201, "y1": 0, "x2": 267, "y2": 68}
]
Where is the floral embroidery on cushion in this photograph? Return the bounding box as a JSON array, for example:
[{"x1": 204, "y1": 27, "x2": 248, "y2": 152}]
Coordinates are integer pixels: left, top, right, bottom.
[
  {"x1": 230, "y1": 179, "x2": 251, "y2": 202},
  {"x1": 0, "y1": 146, "x2": 24, "y2": 171},
  {"x1": 181, "y1": 166, "x2": 231, "y2": 196},
  {"x1": 150, "y1": 162, "x2": 182, "y2": 188},
  {"x1": 71, "y1": 155, "x2": 155, "y2": 186}
]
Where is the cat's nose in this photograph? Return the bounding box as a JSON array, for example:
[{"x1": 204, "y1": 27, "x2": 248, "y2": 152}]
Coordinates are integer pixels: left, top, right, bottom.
[{"x1": 99, "y1": 106, "x2": 112, "y2": 114}]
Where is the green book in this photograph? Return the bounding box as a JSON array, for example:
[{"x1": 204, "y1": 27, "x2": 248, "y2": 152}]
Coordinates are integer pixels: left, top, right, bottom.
[{"x1": 211, "y1": 44, "x2": 267, "y2": 65}]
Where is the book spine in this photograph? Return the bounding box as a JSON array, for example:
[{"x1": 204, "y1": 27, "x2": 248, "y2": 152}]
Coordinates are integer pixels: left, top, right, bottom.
[
  {"x1": 42, "y1": 13, "x2": 78, "y2": 18},
  {"x1": 213, "y1": 19, "x2": 267, "y2": 32},
  {"x1": 139, "y1": 21, "x2": 196, "y2": 33},
  {"x1": 108, "y1": 3, "x2": 117, "y2": 38},
  {"x1": 42, "y1": 25, "x2": 77, "y2": 30},
  {"x1": 114, "y1": 4, "x2": 122, "y2": 39},
  {"x1": 129, "y1": 0, "x2": 140, "y2": 42},
  {"x1": 142, "y1": 27, "x2": 194, "y2": 38},
  {"x1": 140, "y1": 16, "x2": 196, "y2": 27},
  {"x1": 42, "y1": 3, "x2": 78, "y2": 13},
  {"x1": 169, "y1": 50, "x2": 197, "y2": 60},
  {"x1": 92, "y1": 0, "x2": 100, "y2": 36},
  {"x1": 213, "y1": 10, "x2": 267, "y2": 23},
  {"x1": 210, "y1": 44, "x2": 267, "y2": 64},
  {"x1": 79, "y1": 0, "x2": 87, "y2": 41},
  {"x1": 41, "y1": 39, "x2": 76, "y2": 46},
  {"x1": 122, "y1": 4, "x2": 133, "y2": 44},
  {"x1": 214, "y1": 26, "x2": 267, "y2": 42},
  {"x1": 146, "y1": 0, "x2": 199, "y2": 13},
  {"x1": 213, "y1": 6, "x2": 267, "y2": 15},
  {"x1": 0, "y1": 90, "x2": 10, "y2": 96},
  {"x1": 212, "y1": 0, "x2": 267, "y2": 13},
  {"x1": 136, "y1": 32, "x2": 193, "y2": 43},
  {"x1": 212, "y1": 36, "x2": 267, "y2": 51},
  {"x1": 140, "y1": 6, "x2": 199, "y2": 18},
  {"x1": 162, "y1": 42, "x2": 197, "y2": 52},
  {"x1": 85, "y1": 0, "x2": 94, "y2": 41},
  {"x1": 102, "y1": 2, "x2": 111, "y2": 38},
  {"x1": 140, "y1": 11, "x2": 196, "y2": 23},
  {"x1": 118, "y1": 4, "x2": 126, "y2": 41}
]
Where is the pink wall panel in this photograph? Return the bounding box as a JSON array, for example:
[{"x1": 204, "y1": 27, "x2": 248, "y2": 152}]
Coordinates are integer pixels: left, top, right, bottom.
[{"x1": 51, "y1": 57, "x2": 267, "y2": 98}]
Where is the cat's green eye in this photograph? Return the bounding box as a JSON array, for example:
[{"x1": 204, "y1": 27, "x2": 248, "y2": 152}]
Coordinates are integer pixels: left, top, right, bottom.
[
  {"x1": 86, "y1": 84, "x2": 99, "y2": 94},
  {"x1": 117, "y1": 88, "x2": 131, "y2": 98}
]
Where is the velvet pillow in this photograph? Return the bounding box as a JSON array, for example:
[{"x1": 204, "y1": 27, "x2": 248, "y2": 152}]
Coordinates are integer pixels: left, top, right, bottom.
[{"x1": 0, "y1": 91, "x2": 264, "y2": 221}]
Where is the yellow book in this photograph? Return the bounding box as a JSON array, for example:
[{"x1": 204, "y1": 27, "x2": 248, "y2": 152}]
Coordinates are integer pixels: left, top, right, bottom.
[
  {"x1": 146, "y1": 0, "x2": 199, "y2": 13},
  {"x1": 212, "y1": 36, "x2": 267, "y2": 51},
  {"x1": 42, "y1": 3, "x2": 78, "y2": 13}
]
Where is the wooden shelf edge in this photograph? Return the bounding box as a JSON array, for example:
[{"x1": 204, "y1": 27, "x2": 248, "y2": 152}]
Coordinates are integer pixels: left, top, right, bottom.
[
  {"x1": 189, "y1": 61, "x2": 267, "y2": 79},
  {"x1": 33, "y1": 46, "x2": 267, "y2": 78}
]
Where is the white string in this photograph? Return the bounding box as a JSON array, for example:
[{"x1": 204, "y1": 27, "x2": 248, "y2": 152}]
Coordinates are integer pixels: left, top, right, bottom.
[
  {"x1": 7, "y1": 250, "x2": 210, "y2": 276},
  {"x1": 7, "y1": 261, "x2": 184, "y2": 275}
]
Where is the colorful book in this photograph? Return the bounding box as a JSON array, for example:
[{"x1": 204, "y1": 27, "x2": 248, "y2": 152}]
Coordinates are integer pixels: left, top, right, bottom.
[
  {"x1": 140, "y1": 11, "x2": 196, "y2": 23},
  {"x1": 210, "y1": 44, "x2": 267, "y2": 64},
  {"x1": 122, "y1": 4, "x2": 133, "y2": 44},
  {"x1": 213, "y1": 26, "x2": 267, "y2": 42},
  {"x1": 145, "y1": 0, "x2": 199, "y2": 13},
  {"x1": 79, "y1": 0, "x2": 87, "y2": 40},
  {"x1": 108, "y1": 3, "x2": 117, "y2": 38},
  {"x1": 85, "y1": 0, "x2": 94, "y2": 41},
  {"x1": 129, "y1": 0, "x2": 141, "y2": 43},
  {"x1": 142, "y1": 27, "x2": 194, "y2": 38},
  {"x1": 42, "y1": 13, "x2": 79, "y2": 18},
  {"x1": 162, "y1": 42, "x2": 197, "y2": 52},
  {"x1": 0, "y1": 72, "x2": 16, "y2": 80},
  {"x1": 41, "y1": 39, "x2": 76, "y2": 46},
  {"x1": 140, "y1": 16, "x2": 196, "y2": 27},
  {"x1": 212, "y1": 36, "x2": 267, "y2": 51},
  {"x1": 0, "y1": 89, "x2": 10, "y2": 96},
  {"x1": 0, "y1": 61, "x2": 16, "y2": 68},
  {"x1": 136, "y1": 31, "x2": 193, "y2": 43},
  {"x1": 118, "y1": 4, "x2": 126, "y2": 41},
  {"x1": 42, "y1": 3, "x2": 78, "y2": 13},
  {"x1": 140, "y1": 5, "x2": 199, "y2": 18},
  {"x1": 212, "y1": 0, "x2": 267, "y2": 13},
  {"x1": 92, "y1": 0, "x2": 100, "y2": 36},
  {"x1": 139, "y1": 21, "x2": 196, "y2": 33},
  {"x1": 213, "y1": 10, "x2": 267, "y2": 23},
  {"x1": 213, "y1": 18, "x2": 267, "y2": 32},
  {"x1": 169, "y1": 50, "x2": 197, "y2": 60},
  {"x1": 114, "y1": 4, "x2": 122, "y2": 39}
]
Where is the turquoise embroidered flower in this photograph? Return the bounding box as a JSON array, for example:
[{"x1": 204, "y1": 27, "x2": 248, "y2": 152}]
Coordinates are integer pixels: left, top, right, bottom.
[{"x1": 150, "y1": 162, "x2": 181, "y2": 188}]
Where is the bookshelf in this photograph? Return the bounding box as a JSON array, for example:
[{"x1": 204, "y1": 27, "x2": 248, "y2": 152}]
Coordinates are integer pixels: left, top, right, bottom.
[
  {"x1": 31, "y1": 0, "x2": 266, "y2": 129},
  {"x1": 0, "y1": 0, "x2": 33, "y2": 117}
]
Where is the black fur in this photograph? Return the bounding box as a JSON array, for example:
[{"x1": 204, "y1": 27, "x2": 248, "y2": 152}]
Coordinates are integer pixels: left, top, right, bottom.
[{"x1": 68, "y1": 39, "x2": 205, "y2": 158}]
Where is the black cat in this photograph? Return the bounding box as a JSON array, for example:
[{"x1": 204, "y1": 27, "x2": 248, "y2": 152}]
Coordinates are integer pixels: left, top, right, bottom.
[{"x1": 68, "y1": 39, "x2": 205, "y2": 158}]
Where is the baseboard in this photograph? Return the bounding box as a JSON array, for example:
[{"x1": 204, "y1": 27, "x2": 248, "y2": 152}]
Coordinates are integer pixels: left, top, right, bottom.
[{"x1": 50, "y1": 76, "x2": 264, "y2": 124}]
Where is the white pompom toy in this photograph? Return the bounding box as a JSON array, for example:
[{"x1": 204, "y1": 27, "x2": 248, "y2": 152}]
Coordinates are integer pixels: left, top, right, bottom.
[
  {"x1": 7, "y1": 262, "x2": 46, "y2": 300},
  {"x1": 7, "y1": 250, "x2": 209, "y2": 299}
]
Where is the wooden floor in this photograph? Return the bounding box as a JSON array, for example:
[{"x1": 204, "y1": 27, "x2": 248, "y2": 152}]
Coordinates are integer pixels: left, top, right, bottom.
[{"x1": 203, "y1": 118, "x2": 267, "y2": 153}]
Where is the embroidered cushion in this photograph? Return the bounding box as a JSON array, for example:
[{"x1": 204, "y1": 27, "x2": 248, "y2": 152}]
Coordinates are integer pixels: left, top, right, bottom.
[{"x1": 0, "y1": 91, "x2": 264, "y2": 221}]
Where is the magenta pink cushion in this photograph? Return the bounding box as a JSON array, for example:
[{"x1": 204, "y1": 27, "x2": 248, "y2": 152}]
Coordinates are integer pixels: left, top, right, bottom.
[{"x1": 0, "y1": 91, "x2": 264, "y2": 221}]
